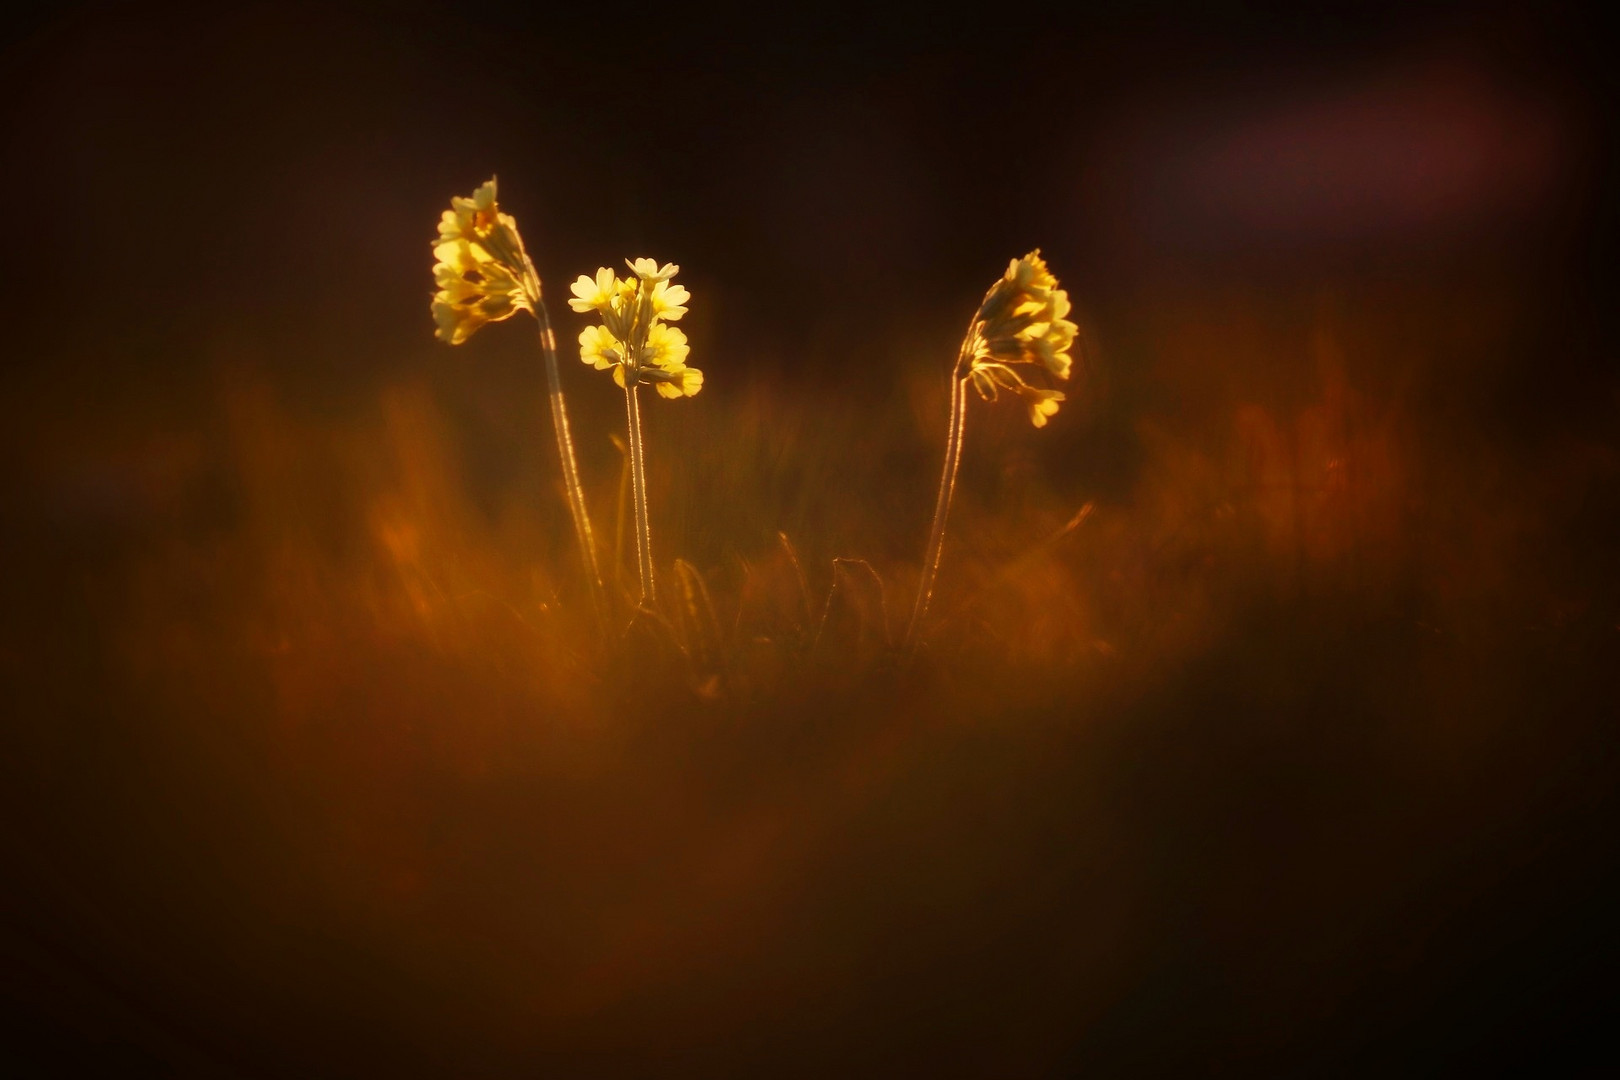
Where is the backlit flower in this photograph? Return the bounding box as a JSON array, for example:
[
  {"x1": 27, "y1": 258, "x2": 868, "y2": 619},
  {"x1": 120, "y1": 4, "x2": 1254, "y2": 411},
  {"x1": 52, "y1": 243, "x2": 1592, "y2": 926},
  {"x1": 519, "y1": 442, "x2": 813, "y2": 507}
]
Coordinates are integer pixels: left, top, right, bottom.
[
  {"x1": 962, "y1": 249, "x2": 1078, "y2": 426},
  {"x1": 437, "y1": 179, "x2": 497, "y2": 244},
  {"x1": 579, "y1": 324, "x2": 623, "y2": 370},
  {"x1": 1023, "y1": 386, "x2": 1066, "y2": 428},
  {"x1": 651, "y1": 364, "x2": 704, "y2": 399},
  {"x1": 429, "y1": 178, "x2": 541, "y2": 345},
  {"x1": 907, "y1": 249, "x2": 1081, "y2": 647},
  {"x1": 648, "y1": 279, "x2": 689, "y2": 322},
  {"x1": 572, "y1": 259, "x2": 702, "y2": 400},
  {"x1": 627, "y1": 257, "x2": 679, "y2": 282},
  {"x1": 569, "y1": 267, "x2": 619, "y2": 314},
  {"x1": 431, "y1": 237, "x2": 529, "y2": 345},
  {"x1": 426, "y1": 178, "x2": 609, "y2": 618},
  {"x1": 644, "y1": 322, "x2": 690, "y2": 368}
]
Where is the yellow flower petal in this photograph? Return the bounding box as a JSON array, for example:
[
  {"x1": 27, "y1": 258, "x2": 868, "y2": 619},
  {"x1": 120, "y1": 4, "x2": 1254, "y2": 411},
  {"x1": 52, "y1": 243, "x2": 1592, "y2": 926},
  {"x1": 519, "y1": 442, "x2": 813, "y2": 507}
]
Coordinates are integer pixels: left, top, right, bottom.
[
  {"x1": 1020, "y1": 386, "x2": 1064, "y2": 428},
  {"x1": 627, "y1": 257, "x2": 679, "y2": 282},
  {"x1": 579, "y1": 324, "x2": 622, "y2": 369},
  {"x1": 653, "y1": 365, "x2": 704, "y2": 398},
  {"x1": 649, "y1": 280, "x2": 689, "y2": 321},
  {"x1": 643, "y1": 322, "x2": 689, "y2": 368}
]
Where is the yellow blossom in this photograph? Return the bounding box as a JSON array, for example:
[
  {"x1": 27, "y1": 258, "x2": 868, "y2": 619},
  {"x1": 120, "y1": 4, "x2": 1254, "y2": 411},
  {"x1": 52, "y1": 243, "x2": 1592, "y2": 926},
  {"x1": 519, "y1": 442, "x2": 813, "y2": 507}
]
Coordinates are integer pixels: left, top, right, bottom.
[
  {"x1": 572, "y1": 258, "x2": 702, "y2": 400},
  {"x1": 962, "y1": 249, "x2": 1077, "y2": 426},
  {"x1": 1023, "y1": 387, "x2": 1065, "y2": 428},
  {"x1": 643, "y1": 322, "x2": 690, "y2": 367},
  {"x1": 1002, "y1": 250, "x2": 1059, "y2": 305},
  {"x1": 653, "y1": 365, "x2": 704, "y2": 399},
  {"x1": 429, "y1": 178, "x2": 540, "y2": 345},
  {"x1": 430, "y1": 237, "x2": 529, "y2": 345},
  {"x1": 648, "y1": 279, "x2": 689, "y2": 322},
  {"x1": 437, "y1": 179, "x2": 497, "y2": 244},
  {"x1": 627, "y1": 257, "x2": 679, "y2": 282},
  {"x1": 569, "y1": 267, "x2": 619, "y2": 314},
  {"x1": 579, "y1": 324, "x2": 622, "y2": 370}
]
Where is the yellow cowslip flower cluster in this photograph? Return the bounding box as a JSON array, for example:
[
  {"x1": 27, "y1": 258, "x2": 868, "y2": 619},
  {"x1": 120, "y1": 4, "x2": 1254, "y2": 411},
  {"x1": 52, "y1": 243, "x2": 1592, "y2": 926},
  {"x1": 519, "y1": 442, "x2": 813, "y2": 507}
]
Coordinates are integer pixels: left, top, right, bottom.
[
  {"x1": 963, "y1": 250, "x2": 1078, "y2": 427},
  {"x1": 568, "y1": 259, "x2": 702, "y2": 398},
  {"x1": 431, "y1": 178, "x2": 541, "y2": 345}
]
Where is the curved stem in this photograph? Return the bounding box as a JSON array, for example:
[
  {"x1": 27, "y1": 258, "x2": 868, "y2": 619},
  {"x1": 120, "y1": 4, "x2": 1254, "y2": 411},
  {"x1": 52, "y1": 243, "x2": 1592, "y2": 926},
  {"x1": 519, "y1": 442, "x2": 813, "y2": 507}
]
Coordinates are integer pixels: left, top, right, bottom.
[
  {"x1": 534, "y1": 304, "x2": 607, "y2": 628},
  {"x1": 906, "y1": 366, "x2": 969, "y2": 649},
  {"x1": 623, "y1": 376, "x2": 656, "y2": 605}
]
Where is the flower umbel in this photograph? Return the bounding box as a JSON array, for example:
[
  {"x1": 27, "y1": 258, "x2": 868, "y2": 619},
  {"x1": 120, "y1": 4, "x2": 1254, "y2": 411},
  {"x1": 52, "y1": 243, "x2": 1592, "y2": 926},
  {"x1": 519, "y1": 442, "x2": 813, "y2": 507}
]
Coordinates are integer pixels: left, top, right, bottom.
[
  {"x1": 430, "y1": 178, "x2": 541, "y2": 345},
  {"x1": 572, "y1": 260, "x2": 702, "y2": 399},
  {"x1": 962, "y1": 250, "x2": 1078, "y2": 427}
]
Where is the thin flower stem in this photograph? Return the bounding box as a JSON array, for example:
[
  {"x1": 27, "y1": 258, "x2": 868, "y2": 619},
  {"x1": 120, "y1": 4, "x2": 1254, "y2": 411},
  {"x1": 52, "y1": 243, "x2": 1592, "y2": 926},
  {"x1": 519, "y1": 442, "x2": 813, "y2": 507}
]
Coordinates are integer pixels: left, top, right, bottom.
[
  {"x1": 613, "y1": 436, "x2": 630, "y2": 593},
  {"x1": 623, "y1": 376, "x2": 656, "y2": 605},
  {"x1": 534, "y1": 303, "x2": 607, "y2": 628},
  {"x1": 906, "y1": 358, "x2": 970, "y2": 650}
]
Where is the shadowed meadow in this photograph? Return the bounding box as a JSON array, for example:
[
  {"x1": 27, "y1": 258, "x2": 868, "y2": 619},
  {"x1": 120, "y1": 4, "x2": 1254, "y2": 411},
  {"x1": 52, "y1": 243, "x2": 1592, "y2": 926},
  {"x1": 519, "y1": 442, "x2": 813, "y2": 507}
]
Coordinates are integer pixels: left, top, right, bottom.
[{"x1": 2, "y1": 4, "x2": 1616, "y2": 1074}]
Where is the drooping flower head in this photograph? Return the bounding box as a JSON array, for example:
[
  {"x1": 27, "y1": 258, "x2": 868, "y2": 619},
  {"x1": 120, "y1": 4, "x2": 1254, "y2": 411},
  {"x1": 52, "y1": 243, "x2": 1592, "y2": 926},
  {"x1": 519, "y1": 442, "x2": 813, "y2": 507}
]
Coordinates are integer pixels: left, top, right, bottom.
[
  {"x1": 430, "y1": 178, "x2": 543, "y2": 345},
  {"x1": 961, "y1": 250, "x2": 1079, "y2": 427},
  {"x1": 569, "y1": 258, "x2": 702, "y2": 399}
]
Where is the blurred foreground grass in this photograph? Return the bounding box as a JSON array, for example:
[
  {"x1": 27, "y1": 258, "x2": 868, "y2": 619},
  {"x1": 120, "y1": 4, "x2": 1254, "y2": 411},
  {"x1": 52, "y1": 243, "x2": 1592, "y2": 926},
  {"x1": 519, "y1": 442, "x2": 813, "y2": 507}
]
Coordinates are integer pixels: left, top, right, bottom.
[{"x1": 2, "y1": 286, "x2": 1617, "y2": 1074}]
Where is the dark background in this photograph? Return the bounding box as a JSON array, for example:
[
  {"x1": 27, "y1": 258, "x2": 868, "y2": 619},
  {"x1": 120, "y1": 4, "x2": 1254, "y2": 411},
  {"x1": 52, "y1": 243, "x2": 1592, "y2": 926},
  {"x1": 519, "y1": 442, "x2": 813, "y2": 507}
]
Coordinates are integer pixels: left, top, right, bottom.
[
  {"x1": 3, "y1": 1, "x2": 1608, "y2": 410},
  {"x1": 2, "y1": 1, "x2": 1616, "y2": 1074}
]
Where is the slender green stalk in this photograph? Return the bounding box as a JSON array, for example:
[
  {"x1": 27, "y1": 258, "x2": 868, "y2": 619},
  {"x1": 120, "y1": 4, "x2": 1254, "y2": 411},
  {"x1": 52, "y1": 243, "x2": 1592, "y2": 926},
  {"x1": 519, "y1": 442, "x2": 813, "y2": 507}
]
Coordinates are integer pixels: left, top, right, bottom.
[
  {"x1": 534, "y1": 303, "x2": 607, "y2": 627},
  {"x1": 623, "y1": 376, "x2": 656, "y2": 604},
  {"x1": 905, "y1": 352, "x2": 971, "y2": 650}
]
